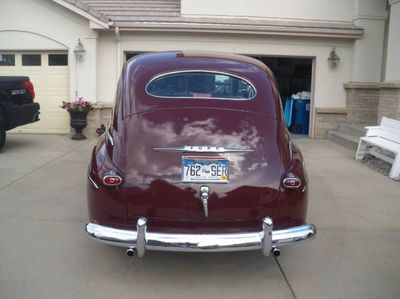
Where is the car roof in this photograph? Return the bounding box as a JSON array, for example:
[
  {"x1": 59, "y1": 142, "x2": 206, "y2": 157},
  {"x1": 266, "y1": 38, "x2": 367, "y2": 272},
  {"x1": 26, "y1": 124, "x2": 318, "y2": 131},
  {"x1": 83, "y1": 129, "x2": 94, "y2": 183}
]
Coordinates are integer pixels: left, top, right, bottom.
[
  {"x1": 178, "y1": 51, "x2": 269, "y2": 71},
  {"x1": 119, "y1": 51, "x2": 280, "y2": 119},
  {"x1": 126, "y1": 50, "x2": 270, "y2": 74}
]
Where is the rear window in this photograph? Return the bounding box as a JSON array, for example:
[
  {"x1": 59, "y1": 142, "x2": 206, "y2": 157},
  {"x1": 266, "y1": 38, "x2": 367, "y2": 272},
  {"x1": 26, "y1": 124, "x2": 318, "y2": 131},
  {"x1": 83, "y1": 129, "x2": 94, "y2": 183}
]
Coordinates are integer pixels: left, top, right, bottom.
[{"x1": 145, "y1": 71, "x2": 256, "y2": 100}]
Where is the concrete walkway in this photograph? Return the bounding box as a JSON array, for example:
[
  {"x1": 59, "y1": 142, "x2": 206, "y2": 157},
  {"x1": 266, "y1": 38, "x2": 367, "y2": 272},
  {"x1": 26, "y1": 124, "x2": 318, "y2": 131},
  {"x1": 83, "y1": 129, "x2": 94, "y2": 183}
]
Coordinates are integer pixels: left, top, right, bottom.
[{"x1": 0, "y1": 134, "x2": 399, "y2": 299}]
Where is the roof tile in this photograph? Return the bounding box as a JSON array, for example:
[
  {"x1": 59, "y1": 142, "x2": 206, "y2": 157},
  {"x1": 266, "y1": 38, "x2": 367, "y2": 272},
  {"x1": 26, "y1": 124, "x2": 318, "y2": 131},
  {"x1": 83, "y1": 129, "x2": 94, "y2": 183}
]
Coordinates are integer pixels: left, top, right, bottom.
[{"x1": 63, "y1": 0, "x2": 362, "y2": 38}]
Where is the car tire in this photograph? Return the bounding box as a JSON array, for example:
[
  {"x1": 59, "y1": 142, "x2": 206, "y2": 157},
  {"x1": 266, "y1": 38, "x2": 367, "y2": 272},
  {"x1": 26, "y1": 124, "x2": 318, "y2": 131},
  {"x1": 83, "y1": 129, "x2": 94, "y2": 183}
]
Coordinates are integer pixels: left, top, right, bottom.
[{"x1": 0, "y1": 122, "x2": 5, "y2": 151}]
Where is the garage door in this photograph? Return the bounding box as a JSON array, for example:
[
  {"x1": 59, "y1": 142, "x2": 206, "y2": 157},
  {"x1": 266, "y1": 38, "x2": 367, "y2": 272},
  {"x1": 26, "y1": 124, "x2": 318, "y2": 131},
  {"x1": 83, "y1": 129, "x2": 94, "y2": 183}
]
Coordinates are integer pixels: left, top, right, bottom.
[{"x1": 0, "y1": 52, "x2": 69, "y2": 133}]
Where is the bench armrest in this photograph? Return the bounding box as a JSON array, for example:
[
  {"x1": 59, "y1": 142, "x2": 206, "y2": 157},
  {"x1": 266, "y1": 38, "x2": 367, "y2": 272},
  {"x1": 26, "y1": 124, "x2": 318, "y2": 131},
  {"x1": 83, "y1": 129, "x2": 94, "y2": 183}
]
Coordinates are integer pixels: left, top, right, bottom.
[{"x1": 365, "y1": 126, "x2": 382, "y2": 137}]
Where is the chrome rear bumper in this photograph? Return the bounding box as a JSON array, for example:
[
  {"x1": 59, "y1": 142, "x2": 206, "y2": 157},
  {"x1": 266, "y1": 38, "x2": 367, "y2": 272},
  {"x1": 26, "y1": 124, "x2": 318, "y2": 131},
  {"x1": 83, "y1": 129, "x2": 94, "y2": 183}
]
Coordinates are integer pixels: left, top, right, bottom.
[{"x1": 85, "y1": 217, "x2": 316, "y2": 257}]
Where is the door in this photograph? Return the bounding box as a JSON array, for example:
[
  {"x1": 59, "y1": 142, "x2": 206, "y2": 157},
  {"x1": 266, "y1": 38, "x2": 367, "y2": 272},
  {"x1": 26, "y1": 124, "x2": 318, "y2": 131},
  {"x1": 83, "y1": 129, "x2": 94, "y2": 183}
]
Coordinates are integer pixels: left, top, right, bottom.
[{"x1": 0, "y1": 52, "x2": 69, "y2": 133}]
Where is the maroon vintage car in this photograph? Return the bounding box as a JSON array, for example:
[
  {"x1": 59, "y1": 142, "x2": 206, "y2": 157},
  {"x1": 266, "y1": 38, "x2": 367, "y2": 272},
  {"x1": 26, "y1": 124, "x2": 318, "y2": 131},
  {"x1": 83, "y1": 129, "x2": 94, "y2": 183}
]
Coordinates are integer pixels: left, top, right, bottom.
[{"x1": 86, "y1": 51, "x2": 316, "y2": 257}]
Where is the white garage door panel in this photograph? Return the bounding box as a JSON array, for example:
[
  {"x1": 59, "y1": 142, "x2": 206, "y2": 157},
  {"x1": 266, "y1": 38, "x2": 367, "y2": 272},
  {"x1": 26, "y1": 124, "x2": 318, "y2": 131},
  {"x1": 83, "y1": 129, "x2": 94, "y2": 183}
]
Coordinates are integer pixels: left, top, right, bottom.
[{"x1": 0, "y1": 52, "x2": 70, "y2": 134}]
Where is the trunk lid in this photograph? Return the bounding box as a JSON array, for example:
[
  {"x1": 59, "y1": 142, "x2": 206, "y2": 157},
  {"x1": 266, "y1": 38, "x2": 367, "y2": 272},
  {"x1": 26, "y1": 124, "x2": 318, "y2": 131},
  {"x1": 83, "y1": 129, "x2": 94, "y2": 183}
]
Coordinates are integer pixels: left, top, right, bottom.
[{"x1": 123, "y1": 108, "x2": 285, "y2": 221}]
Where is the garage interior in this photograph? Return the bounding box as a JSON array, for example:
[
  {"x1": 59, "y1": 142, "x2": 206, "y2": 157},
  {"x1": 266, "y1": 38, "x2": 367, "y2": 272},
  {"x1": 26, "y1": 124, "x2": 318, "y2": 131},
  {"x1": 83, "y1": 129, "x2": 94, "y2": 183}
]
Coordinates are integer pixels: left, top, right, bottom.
[
  {"x1": 252, "y1": 56, "x2": 313, "y2": 135},
  {"x1": 126, "y1": 52, "x2": 313, "y2": 135}
]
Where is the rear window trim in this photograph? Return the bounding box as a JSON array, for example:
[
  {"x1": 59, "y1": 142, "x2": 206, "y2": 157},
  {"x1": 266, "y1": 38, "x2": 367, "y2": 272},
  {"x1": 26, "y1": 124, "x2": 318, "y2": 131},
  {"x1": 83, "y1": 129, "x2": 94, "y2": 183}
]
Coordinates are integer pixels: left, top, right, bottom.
[{"x1": 145, "y1": 70, "x2": 258, "y2": 101}]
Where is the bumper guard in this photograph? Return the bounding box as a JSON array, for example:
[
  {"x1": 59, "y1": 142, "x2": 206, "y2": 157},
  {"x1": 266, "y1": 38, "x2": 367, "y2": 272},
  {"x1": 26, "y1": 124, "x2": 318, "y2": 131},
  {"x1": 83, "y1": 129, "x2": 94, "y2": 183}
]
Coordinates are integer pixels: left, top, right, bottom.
[{"x1": 85, "y1": 217, "x2": 316, "y2": 257}]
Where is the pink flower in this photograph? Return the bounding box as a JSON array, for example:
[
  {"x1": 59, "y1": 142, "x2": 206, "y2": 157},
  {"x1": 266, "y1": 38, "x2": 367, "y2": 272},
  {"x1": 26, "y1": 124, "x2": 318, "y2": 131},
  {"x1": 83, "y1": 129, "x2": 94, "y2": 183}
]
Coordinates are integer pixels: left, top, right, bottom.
[{"x1": 61, "y1": 95, "x2": 93, "y2": 112}]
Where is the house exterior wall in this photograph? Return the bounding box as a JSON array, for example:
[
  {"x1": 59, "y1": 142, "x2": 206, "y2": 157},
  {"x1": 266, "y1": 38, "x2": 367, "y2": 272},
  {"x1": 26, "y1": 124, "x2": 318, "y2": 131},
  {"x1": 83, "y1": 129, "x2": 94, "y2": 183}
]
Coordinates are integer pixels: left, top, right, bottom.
[
  {"x1": 378, "y1": 83, "x2": 400, "y2": 121},
  {"x1": 181, "y1": 0, "x2": 354, "y2": 21},
  {"x1": 0, "y1": 0, "x2": 100, "y2": 134},
  {"x1": 314, "y1": 108, "x2": 347, "y2": 138},
  {"x1": 0, "y1": 0, "x2": 98, "y2": 101},
  {"x1": 351, "y1": 0, "x2": 387, "y2": 82},
  {"x1": 385, "y1": 0, "x2": 400, "y2": 81},
  {"x1": 1, "y1": 0, "x2": 397, "y2": 138},
  {"x1": 182, "y1": 0, "x2": 388, "y2": 84},
  {"x1": 344, "y1": 82, "x2": 380, "y2": 124},
  {"x1": 343, "y1": 82, "x2": 400, "y2": 126},
  {"x1": 351, "y1": 18, "x2": 386, "y2": 82},
  {"x1": 96, "y1": 31, "x2": 353, "y2": 137}
]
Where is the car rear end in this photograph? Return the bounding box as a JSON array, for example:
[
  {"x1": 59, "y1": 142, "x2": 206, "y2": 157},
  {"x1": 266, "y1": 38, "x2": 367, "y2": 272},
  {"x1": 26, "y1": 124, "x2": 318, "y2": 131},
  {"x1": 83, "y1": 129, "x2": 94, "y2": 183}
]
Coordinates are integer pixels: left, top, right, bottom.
[
  {"x1": 86, "y1": 51, "x2": 316, "y2": 257},
  {"x1": 0, "y1": 76, "x2": 40, "y2": 131}
]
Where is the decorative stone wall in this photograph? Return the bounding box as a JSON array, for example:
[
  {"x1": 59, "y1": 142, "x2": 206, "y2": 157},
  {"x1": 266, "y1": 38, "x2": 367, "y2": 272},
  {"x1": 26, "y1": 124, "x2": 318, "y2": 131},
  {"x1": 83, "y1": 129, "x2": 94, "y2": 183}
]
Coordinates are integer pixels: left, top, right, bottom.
[
  {"x1": 343, "y1": 82, "x2": 380, "y2": 124},
  {"x1": 378, "y1": 82, "x2": 400, "y2": 122},
  {"x1": 343, "y1": 81, "x2": 400, "y2": 126},
  {"x1": 314, "y1": 107, "x2": 347, "y2": 138}
]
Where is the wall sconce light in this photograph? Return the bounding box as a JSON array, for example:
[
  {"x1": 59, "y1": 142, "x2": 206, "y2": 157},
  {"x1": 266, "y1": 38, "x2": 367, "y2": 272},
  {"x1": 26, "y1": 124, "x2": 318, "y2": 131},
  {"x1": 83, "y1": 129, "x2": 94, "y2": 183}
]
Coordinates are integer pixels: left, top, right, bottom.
[
  {"x1": 328, "y1": 47, "x2": 340, "y2": 70},
  {"x1": 74, "y1": 39, "x2": 86, "y2": 62}
]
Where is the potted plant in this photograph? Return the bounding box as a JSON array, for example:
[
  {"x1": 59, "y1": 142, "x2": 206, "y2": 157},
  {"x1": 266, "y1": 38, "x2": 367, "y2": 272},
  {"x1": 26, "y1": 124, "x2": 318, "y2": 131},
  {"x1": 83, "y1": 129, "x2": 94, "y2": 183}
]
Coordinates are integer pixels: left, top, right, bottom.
[{"x1": 61, "y1": 93, "x2": 94, "y2": 139}]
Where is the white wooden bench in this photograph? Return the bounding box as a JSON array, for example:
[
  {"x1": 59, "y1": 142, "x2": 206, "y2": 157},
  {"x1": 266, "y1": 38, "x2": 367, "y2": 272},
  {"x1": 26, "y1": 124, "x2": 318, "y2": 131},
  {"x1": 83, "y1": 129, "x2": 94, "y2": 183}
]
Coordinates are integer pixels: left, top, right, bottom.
[{"x1": 355, "y1": 117, "x2": 400, "y2": 180}]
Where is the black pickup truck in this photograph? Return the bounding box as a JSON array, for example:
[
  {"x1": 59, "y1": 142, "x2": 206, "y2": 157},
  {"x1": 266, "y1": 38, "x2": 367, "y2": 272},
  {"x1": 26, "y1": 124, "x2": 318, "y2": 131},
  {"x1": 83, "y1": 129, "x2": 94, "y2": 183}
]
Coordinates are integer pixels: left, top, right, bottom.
[{"x1": 0, "y1": 76, "x2": 40, "y2": 150}]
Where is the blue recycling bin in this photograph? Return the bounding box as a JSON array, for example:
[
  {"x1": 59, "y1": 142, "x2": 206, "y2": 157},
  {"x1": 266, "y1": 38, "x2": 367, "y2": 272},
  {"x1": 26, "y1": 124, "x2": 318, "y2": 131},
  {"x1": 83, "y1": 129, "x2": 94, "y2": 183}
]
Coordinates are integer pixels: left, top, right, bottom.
[
  {"x1": 291, "y1": 99, "x2": 310, "y2": 134},
  {"x1": 284, "y1": 97, "x2": 294, "y2": 128}
]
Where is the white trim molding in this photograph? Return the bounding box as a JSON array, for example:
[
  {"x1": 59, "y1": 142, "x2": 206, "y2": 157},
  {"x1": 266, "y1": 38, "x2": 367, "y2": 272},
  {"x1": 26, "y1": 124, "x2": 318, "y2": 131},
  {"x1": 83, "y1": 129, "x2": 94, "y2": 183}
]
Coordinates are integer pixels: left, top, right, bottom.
[
  {"x1": 50, "y1": 0, "x2": 110, "y2": 29},
  {"x1": 115, "y1": 21, "x2": 363, "y2": 39},
  {"x1": 389, "y1": 0, "x2": 400, "y2": 6}
]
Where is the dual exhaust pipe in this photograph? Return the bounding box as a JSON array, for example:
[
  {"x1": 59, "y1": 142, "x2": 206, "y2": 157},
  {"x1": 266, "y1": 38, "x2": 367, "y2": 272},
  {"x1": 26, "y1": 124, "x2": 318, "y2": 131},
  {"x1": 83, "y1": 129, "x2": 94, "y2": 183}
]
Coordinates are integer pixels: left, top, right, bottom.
[
  {"x1": 126, "y1": 247, "x2": 281, "y2": 257},
  {"x1": 126, "y1": 248, "x2": 135, "y2": 257}
]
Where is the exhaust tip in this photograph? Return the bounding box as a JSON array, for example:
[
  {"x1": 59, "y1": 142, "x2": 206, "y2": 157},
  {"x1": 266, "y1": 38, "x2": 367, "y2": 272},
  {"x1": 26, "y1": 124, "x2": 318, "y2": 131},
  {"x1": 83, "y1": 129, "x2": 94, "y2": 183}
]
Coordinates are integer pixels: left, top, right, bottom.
[
  {"x1": 126, "y1": 248, "x2": 135, "y2": 257},
  {"x1": 271, "y1": 247, "x2": 281, "y2": 257}
]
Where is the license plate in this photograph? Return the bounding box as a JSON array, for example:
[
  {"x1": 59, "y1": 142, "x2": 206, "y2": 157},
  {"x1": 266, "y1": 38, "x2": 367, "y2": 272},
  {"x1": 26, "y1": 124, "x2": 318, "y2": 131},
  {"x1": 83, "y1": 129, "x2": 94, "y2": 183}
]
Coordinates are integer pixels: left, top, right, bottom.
[{"x1": 181, "y1": 156, "x2": 229, "y2": 183}]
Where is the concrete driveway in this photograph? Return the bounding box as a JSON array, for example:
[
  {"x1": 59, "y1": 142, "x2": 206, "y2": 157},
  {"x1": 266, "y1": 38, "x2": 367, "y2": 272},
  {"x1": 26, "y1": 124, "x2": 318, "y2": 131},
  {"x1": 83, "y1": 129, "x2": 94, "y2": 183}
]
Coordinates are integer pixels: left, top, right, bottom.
[{"x1": 0, "y1": 134, "x2": 399, "y2": 299}]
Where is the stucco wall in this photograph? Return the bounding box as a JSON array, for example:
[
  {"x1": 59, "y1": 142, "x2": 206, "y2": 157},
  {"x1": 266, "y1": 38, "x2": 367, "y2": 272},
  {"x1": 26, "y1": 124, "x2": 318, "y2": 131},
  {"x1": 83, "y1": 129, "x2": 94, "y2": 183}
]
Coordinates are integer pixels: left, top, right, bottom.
[
  {"x1": 182, "y1": 0, "x2": 355, "y2": 21},
  {"x1": 1, "y1": 0, "x2": 392, "y2": 138},
  {"x1": 0, "y1": 0, "x2": 98, "y2": 102},
  {"x1": 351, "y1": 18, "x2": 386, "y2": 82},
  {"x1": 96, "y1": 31, "x2": 353, "y2": 137},
  {"x1": 385, "y1": 0, "x2": 400, "y2": 81}
]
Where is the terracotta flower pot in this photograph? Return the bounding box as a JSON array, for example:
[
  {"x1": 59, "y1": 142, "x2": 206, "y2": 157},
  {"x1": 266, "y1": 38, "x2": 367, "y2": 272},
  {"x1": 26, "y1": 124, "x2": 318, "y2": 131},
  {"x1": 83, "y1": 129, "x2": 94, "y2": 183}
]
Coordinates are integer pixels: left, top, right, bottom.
[{"x1": 69, "y1": 110, "x2": 88, "y2": 139}]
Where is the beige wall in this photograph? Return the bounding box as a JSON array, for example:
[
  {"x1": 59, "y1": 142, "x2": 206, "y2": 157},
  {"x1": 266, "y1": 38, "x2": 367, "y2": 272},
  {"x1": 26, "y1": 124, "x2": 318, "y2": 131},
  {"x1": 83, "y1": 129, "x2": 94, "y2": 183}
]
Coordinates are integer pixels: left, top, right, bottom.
[
  {"x1": 351, "y1": 18, "x2": 386, "y2": 82},
  {"x1": 182, "y1": 0, "x2": 354, "y2": 21},
  {"x1": 96, "y1": 31, "x2": 353, "y2": 137},
  {"x1": 351, "y1": 0, "x2": 387, "y2": 82},
  {"x1": 181, "y1": 0, "x2": 389, "y2": 84},
  {"x1": 98, "y1": 32, "x2": 354, "y2": 108},
  {"x1": 385, "y1": 0, "x2": 400, "y2": 81},
  {"x1": 2, "y1": 0, "x2": 395, "y2": 137},
  {"x1": 97, "y1": 32, "x2": 119, "y2": 102},
  {"x1": 0, "y1": 0, "x2": 98, "y2": 102}
]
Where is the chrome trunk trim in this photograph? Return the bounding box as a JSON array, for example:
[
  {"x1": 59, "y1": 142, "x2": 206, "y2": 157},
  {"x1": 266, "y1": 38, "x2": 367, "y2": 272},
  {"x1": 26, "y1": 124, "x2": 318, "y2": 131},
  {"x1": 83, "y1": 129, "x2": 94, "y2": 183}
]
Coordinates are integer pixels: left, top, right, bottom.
[
  {"x1": 153, "y1": 145, "x2": 254, "y2": 153},
  {"x1": 87, "y1": 174, "x2": 99, "y2": 190},
  {"x1": 85, "y1": 219, "x2": 316, "y2": 257},
  {"x1": 106, "y1": 129, "x2": 114, "y2": 146},
  {"x1": 145, "y1": 69, "x2": 258, "y2": 101}
]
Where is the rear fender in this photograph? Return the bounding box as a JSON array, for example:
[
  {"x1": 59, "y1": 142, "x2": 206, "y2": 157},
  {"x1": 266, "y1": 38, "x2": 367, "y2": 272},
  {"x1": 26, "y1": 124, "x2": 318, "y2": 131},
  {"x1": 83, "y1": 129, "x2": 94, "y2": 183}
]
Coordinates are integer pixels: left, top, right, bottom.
[
  {"x1": 275, "y1": 141, "x2": 308, "y2": 229},
  {"x1": 87, "y1": 134, "x2": 127, "y2": 226}
]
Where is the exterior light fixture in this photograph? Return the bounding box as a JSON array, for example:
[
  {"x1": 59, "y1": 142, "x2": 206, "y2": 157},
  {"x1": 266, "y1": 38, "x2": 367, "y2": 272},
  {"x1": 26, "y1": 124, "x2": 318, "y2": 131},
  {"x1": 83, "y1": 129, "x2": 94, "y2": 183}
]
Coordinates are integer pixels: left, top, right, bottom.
[
  {"x1": 74, "y1": 39, "x2": 86, "y2": 62},
  {"x1": 328, "y1": 47, "x2": 340, "y2": 70}
]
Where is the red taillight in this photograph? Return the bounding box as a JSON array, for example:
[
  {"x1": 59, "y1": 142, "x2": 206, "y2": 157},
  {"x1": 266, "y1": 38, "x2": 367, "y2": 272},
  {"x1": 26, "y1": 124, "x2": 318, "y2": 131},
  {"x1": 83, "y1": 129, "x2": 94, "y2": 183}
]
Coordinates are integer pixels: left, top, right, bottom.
[
  {"x1": 24, "y1": 80, "x2": 35, "y2": 101},
  {"x1": 102, "y1": 172, "x2": 123, "y2": 187},
  {"x1": 282, "y1": 177, "x2": 301, "y2": 189}
]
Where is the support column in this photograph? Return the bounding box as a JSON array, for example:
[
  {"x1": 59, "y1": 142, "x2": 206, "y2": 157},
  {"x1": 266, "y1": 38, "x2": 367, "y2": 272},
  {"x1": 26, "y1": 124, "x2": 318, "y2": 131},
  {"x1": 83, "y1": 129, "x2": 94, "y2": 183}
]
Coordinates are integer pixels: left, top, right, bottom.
[
  {"x1": 351, "y1": 0, "x2": 387, "y2": 82},
  {"x1": 78, "y1": 36, "x2": 97, "y2": 101},
  {"x1": 385, "y1": 0, "x2": 400, "y2": 81},
  {"x1": 378, "y1": 1, "x2": 400, "y2": 122},
  {"x1": 73, "y1": 34, "x2": 100, "y2": 137}
]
